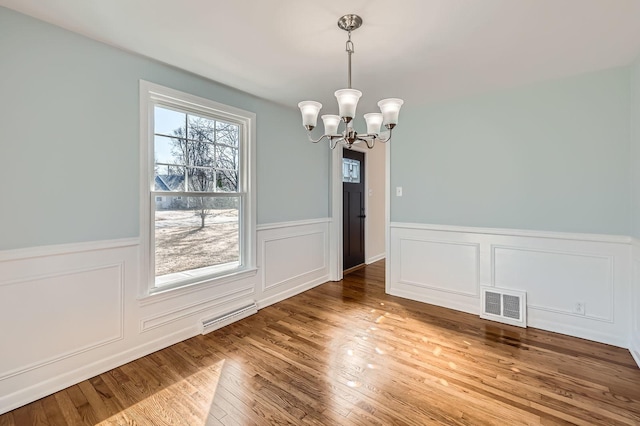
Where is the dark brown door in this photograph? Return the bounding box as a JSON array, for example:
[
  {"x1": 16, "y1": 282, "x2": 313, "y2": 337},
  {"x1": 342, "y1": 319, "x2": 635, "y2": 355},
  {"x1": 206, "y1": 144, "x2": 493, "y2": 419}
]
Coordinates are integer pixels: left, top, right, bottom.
[{"x1": 343, "y1": 149, "x2": 365, "y2": 271}]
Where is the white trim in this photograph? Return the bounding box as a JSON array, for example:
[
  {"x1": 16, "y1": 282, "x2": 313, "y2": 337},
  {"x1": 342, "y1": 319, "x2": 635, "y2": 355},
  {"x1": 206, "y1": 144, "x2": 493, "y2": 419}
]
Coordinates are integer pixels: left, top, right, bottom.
[
  {"x1": 139, "y1": 80, "x2": 256, "y2": 297},
  {"x1": 385, "y1": 141, "x2": 391, "y2": 293},
  {"x1": 138, "y1": 267, "x2": 257, "y2": 306},
  {"x1": 256, "y1": 219, "x2": 329, "y2": 309},
  {"x1": 0, "y1": 262, "x2": 125, "y2": 380},
  {"x1": 140, "y1": 285, "x2": 254, "y2": 332},
  {"x1": 490, "y1": 244, "x2": 615, "y2": 323},
  {"x1": 631, "y1": 340, "x2": 640, "y2": 368},
  {"x1": 330, "y1": 145, "x2": 375, "y2": 279},
  {"x1": 531, "y1": 316, "x2": 629, "y2": 348},
  {"x1": 330, "y1": 141, "x2": 390, "y2": 281},
  {"x1": 0, "y1": 325, "x2": 199, "y2": 416},
  {"x1": 389, "y1": 287, "x2": 479, "y2": 316},
  {"x1": 154, "y1": 260, "x2": 241, "y2": 289},
  {"x1": 256, "y1": 217, "x2": 330, "y2": 231},
  {"x1": 528, "y1": 304, "x2": 615, "y2": 323},
  {"x1": 390, "y1": 222, "x2": 632, "y2": 244},
  {"x1": 633, "y1": 237, "x2": 640, "y2": 257},
  {"x1": 397, "y1": 239, "x2": 481, "y2": 297},
  {"x1": 0, "y1": 238, "x2": 139, "y2": 262},
  {"x1": 263, "y1": 264, "x2": 326, "y2": 291},
  {"x1": 388, "y1": 222, "x2": 632, "y2": 348},
  {"x1": 261, "y1": 230, "x2": 326, "y2": 291},
  {"x1": 632, "y1": 238, "x2": 640, "y2": 367},
  {"x1": 329, "y1": 145, "x2": 343, "y2": 281},
  {"x1": 257, "y1": 275, "x2": 329, "y2": 310},
  {"x1": 139, "y1": 81, "x2": 153, "y2": 298},
  {"x1": 366, "y1": 253, "x2": 386, "y2": 264}
]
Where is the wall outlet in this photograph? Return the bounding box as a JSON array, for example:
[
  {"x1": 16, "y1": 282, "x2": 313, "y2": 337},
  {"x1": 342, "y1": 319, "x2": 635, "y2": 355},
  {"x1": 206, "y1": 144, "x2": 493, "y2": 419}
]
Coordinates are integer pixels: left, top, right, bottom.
[{"x1": 574, "y1": 302, "x2": 585, "y2": 315}]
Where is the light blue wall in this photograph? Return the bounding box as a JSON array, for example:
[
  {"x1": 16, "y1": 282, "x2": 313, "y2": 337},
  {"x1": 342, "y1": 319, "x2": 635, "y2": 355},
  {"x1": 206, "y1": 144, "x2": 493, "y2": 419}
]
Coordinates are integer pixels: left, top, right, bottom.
[
  {"x1": 391, "y1": 67, "x2": 632, "y2": 235},
  {"x1": 0, "y1": 7, "x2": 328, "y2": 250}
]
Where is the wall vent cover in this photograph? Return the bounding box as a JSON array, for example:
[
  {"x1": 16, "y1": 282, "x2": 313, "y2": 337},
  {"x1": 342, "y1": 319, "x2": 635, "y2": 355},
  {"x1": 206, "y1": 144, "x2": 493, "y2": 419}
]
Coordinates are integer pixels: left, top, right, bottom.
[{"x1": 480, "y1": 286, "x2": 527, "y2": 328}]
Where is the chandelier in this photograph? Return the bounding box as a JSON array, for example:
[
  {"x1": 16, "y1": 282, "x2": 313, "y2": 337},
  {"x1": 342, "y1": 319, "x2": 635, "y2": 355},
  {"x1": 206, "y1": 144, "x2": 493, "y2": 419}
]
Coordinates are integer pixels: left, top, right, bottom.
[{"x1": 298, "y1": 14, "x2": 404, "y2": 149}]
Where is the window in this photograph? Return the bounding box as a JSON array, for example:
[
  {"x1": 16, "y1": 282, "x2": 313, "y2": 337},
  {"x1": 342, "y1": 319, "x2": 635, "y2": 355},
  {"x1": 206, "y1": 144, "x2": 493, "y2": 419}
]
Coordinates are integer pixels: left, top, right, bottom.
[
  {"x1": 140, "y1": 81, "x2": 256, "y2": 294},
  {"x1": 342, "y1": 158, "x2": 360, "y2": 183}
]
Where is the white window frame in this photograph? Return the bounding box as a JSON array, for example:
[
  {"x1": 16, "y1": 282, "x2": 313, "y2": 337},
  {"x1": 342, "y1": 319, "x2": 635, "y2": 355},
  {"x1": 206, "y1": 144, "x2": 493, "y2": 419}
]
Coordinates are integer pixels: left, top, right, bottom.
[{"x1": 139, "y1": 80, "x2": 256, "y2": 297}]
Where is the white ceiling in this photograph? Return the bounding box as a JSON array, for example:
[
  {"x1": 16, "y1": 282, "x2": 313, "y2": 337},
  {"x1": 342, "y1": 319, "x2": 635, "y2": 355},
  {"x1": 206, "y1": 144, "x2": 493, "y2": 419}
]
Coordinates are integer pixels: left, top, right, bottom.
[{"x1": 3, "y1": 0, "x2": 640, "y2": 114}]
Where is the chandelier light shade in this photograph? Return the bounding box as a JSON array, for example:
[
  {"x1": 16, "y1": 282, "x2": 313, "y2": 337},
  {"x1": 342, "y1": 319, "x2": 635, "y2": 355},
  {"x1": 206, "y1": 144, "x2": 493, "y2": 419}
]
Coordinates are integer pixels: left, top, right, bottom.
[
  {"x1": 298, "y1": 14, "x2": 404, "y2": 149},
  {"x1": 363, "y1": 113, "x2": 383, "y2": 134},
  {"x1": 298, "y1": 101, "x2": 323, "y2": 130},
  {"x1": 322, "y1": 114, "x2": 341, "y2": 135},
  {"x1": 378, "y1": 98, "x2": 404, "y2": 127},
  {"x1": 334, "y1": 89, "x2": 362, "y2": 122}
]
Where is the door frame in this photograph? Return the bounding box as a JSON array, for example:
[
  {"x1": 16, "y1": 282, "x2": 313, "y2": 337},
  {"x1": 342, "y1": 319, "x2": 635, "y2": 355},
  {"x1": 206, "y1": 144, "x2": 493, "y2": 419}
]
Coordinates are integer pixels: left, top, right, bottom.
[{"x1": 329, "y1": 141, "x2": 390, "y2": 281}]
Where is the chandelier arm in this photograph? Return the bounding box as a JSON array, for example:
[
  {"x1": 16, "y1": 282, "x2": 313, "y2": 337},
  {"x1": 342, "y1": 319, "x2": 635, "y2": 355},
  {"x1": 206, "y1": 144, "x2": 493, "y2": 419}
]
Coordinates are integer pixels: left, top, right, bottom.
[
  {"x1": 306, "y1": 132, "x2": 330, "y2": 144},
  {"x1": 376, "y1": 129, "x2": 393, "y2": 143},
  {"x1": 355, "y1": 135, "x2": 376, "y2": 149},
  {"x1": 330, "y1": 137, "x2": 344, "y2": 150}
]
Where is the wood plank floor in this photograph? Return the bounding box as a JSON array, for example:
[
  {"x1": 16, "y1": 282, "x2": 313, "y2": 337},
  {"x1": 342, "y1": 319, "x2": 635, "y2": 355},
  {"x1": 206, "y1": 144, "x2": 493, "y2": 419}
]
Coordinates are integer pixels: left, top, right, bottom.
[{"x1": 2, "y1": 260, "x2": 640, "y2": 425}]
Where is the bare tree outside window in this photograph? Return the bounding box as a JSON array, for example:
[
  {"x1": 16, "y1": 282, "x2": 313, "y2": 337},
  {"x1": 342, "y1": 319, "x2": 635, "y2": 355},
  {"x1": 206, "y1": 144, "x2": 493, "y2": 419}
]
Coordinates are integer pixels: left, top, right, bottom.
[
  {"x1": 152, "y1": 106, "x2": 241, "y2": 279},
  {"x1": 164, "y1": 116, "x2": 239, "y2": 227}
]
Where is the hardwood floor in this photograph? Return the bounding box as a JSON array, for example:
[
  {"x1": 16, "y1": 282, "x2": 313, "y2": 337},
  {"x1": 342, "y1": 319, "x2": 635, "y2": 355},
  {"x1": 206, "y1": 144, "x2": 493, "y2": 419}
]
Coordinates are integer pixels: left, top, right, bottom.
[{"x1": 2, "y1": 260, "x2": 640, "y2": 425}]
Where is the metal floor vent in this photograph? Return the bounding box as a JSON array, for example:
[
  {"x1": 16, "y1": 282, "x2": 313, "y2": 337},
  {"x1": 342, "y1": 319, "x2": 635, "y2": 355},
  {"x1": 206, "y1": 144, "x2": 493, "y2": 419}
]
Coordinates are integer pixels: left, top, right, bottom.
[
  {"x1": 202, "y1": 302, "x2": 258, "y2": 335},
  {"x1": 480, "y1": 286, "x2": 527, "y2": 328}
]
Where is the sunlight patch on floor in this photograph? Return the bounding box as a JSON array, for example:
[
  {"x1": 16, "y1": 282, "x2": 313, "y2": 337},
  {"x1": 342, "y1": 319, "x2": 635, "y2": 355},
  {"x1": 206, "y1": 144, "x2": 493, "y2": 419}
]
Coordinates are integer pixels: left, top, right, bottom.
[{"x1": 97, "y1": 359, "x2": 225, "y2": 426}]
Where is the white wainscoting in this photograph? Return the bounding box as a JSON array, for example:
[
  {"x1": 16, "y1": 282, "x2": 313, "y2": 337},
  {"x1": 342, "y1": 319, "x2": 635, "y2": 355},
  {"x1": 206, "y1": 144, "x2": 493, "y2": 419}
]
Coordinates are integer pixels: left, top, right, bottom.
[
  {"x1": 632, "y1": 238, "x2": 640, "y2": 367},
  {"x1": 389, "y1": 223, "x2": 632, "y2": 348},
  {"x1": 0, "y1": 238, "x2": 142, "y2": 415},
  {"x1": 256, "y1": 218, "x2": 330, "y2": 308},
  {"x1": 0, "y1": 218, "x2": 331, "y2": 415},
  {"x1": 0, "y1": 263, "x2": 124, "y2": 381}
]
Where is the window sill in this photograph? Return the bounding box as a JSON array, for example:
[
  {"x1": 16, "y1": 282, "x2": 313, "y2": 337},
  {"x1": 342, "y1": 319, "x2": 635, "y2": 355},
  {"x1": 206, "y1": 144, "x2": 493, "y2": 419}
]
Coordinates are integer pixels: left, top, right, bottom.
[
  {"x1": 155, "y1": 261, "x2": 242, "y2": 288},
  {"x1": 138, "y1": 266, "x2": 258, "y2": 306}
]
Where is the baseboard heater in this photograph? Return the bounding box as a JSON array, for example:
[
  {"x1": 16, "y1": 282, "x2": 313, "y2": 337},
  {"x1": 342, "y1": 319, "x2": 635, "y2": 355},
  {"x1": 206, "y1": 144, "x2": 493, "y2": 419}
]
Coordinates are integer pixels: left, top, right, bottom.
[
  {"x1": 201, "y1": 302, "x2": 258, "y2": 335},
  {"x1": 480, "y1": 286, "x2": 527, "y2": 328}
]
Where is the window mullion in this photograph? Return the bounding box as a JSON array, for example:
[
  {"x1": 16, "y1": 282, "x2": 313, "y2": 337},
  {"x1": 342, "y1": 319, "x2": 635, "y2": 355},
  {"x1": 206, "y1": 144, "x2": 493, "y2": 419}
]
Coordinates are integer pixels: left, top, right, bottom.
[
  {"x1": 185, "y1": 113, "x2": 190, "y2": 192},
  {"x1": 151, "y1": 190, "x2": 243, "y2": 197}
]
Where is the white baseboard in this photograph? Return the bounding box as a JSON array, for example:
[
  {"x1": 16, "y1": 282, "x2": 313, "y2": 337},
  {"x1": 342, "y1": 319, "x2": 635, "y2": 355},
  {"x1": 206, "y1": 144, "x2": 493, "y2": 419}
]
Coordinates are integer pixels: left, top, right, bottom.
[
  {"x1": 388, "y1": 287, "x2": 479, "y2": 317},
  {"x1": 631, "y1": 338, "x2": 640, "y2": 368},
  {"x1": 366, "y1": 253, "x2": 386, "y2": 264},
  {"x1": 258, "y1": 275, "x2": 329, "y2": 309},
  {"x1": 0, "y1": 325, "x2": 198, "y2": 415},
  {"x1": 631, "y1": 238, "x2": 640, "y2": 366},
  {"x1": 530, "y1": 316, "x2": 628, "y2": 348}
]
